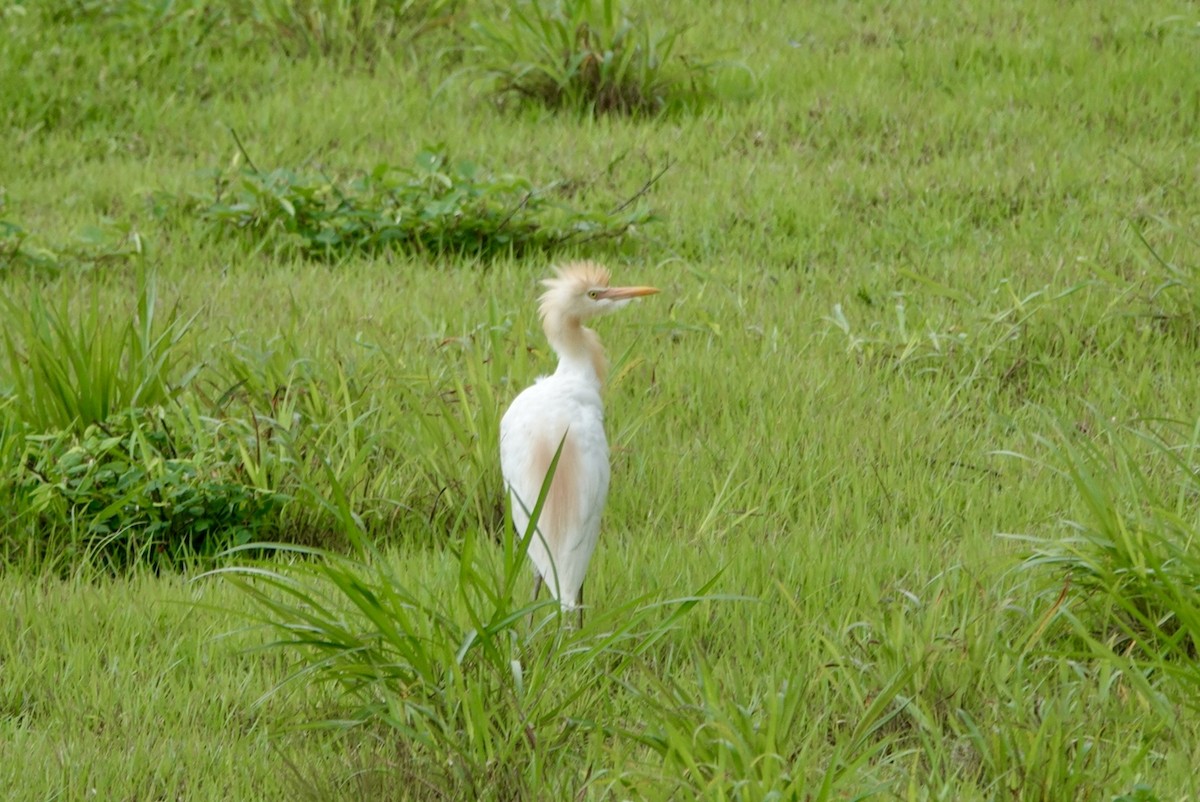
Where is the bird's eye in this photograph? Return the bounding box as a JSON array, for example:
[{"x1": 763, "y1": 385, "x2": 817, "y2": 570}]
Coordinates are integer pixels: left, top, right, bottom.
[{"x1": 587, "y1": 290, "x2": 600, "y2": 299}]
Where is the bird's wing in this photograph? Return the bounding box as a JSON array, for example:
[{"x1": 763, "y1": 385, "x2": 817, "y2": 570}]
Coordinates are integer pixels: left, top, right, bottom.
[
  {"x1": 499, "y1": 385, "x2": 567, "y2": 579},
  {"x1": 499, "y1": 380, "x2": 609, "y2": 605}
]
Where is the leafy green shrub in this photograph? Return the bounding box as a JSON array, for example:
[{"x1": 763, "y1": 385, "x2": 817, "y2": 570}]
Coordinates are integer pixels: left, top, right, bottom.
[
  {"x1": 464, "y1": 0, "x2": 719, "y2": 115},
  {"x1": 1, "y1": 274, "x2": 192, "y2": 432},
  {"x1": 191, "y1": 148, "x2": 652, "y2": 259},
  {"x1": 16, "y1": 407, "x2": 285, "y2": 570}
]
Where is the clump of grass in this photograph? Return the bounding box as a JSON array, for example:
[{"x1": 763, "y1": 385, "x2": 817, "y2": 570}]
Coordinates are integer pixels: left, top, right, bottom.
[
  {"x1": 190, "y1": 147, "x2": 653, "y2": 260},
  {"x1": 1, "y1": 274, "x2": 192, "y2": 433},
  {"x1": 1017, "y1": 417, "x2": 1200, "y2": 704},
  {"x1": 14, "y1": 406, "x2": 285, "y2": 571},
  {"x1": 464, "y1": 0, "x2": 719, "y2": 115},
  {"x1": 211, "y1": 469, "x2": 718, "y2": 799}
]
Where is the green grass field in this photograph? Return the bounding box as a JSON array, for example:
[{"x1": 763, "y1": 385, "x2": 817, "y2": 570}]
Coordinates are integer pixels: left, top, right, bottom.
[{"x1": 3, "y1": 0, "x2": 1200, "y2": 798}]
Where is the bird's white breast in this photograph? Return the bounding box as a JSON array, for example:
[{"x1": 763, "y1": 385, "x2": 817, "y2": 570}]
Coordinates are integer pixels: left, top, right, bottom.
[{"x1": 501, "y1": 372, "x2": 606, "y2": 447}]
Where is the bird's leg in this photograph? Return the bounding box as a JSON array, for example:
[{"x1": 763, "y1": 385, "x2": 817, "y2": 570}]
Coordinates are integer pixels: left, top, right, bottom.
[
  {"x1": 529, "y1": 575, "x2": 543, "y2": 627},
  {"x1": 577, "y1": 581, "x2": 585, "y2": 629}
]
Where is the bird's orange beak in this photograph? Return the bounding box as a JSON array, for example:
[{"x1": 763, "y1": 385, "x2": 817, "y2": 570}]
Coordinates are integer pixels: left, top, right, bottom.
[{"x1": 596, "y1": 286, "x2": 659, "y2": 301}]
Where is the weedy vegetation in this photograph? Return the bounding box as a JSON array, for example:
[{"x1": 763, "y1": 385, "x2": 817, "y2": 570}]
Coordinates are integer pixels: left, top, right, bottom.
[
  {"x1": 1, "y1": 274, "x2": 190, "y2": 432},
  {"x1": 0, "y1": 218, "x2": 144, "y2": 274},
  {"x1": 3, "y1": 0, "x2": 1200, "y2": 799},
  {"x1": 1017, "y1": 418, "x2": 1200, "y2": 700},
  {"x1": 463, "y1": 0, "x2": 725, "y2": 115},
  {"x1": 187, "y1": 145, "x2": 653, "y2": 259}
]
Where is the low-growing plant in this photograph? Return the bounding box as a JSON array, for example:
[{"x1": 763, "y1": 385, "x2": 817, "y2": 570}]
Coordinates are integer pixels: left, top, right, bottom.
[
  {"x1": 198, "y1": 337, "x2": 432, "y2": 547},
  {"x1": 464, "y1": 0, "x2": 720, "y2": 115},
  {"x1": 0, "y1": 219, "x2": 144, "y2": 275},
  {"x1": 211, "y1": 464, "x2": 720, "y2": 799},
  {"x1": 1, "y1": 273, "x2": 193, "y2": 432},
  {"x1": 1016, "y1": 417, "x2": 1200, "y2": 707},
  {"x1": 16, "y1": 406, "x2": 285, "y2": 570},
  {"x1": 191, "y1": 147, "x2": 653, "y2": 260}
]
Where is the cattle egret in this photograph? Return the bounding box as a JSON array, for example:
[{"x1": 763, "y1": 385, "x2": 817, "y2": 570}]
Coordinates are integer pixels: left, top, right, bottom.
[{"x1": 499, "y1": 261, "x2": 659, "y2": 623}]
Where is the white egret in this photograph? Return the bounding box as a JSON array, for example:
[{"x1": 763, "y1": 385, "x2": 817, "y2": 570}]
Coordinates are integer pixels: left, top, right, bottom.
[{"x1": 499, "y1": 261, "x2": 659, "y2": 622}]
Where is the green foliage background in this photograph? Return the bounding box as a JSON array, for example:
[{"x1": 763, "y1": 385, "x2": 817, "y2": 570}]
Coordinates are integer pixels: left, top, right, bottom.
[{"x1": 2, "y1": 0, "x2": 1199, "y2": 799}]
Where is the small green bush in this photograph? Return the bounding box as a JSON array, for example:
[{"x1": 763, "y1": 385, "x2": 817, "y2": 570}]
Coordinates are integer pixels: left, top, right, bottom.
[
  {"x1": 464, "y1": 0, "x2": 719, "y2": 115},
  {"x1": 190, "y1": 147, "x2": 652, "y2": 259},
  {"x1": 16, "y1": 407, "x2": 285, "y2": 570}
]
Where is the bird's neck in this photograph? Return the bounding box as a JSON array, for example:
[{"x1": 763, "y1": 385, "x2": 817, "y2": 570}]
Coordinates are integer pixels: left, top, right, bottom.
[{"x1": 544, "y1": 313, "x2": 607, "y2": 387}]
